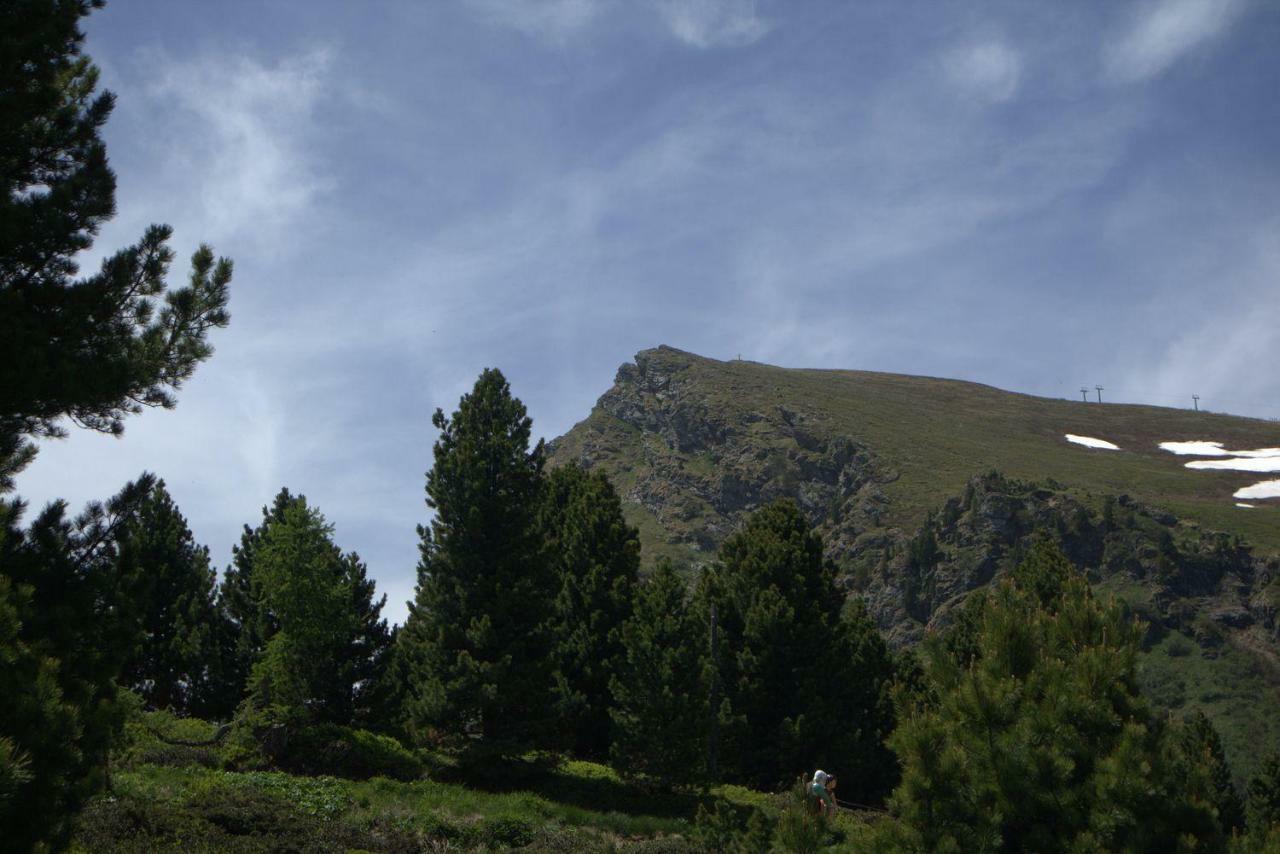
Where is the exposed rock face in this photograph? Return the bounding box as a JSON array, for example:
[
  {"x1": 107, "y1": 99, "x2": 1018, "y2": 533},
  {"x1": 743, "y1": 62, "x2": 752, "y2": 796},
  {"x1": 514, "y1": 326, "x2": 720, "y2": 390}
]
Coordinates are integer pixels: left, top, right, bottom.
[
  {"x1": 550, "y1": 347, "x2": 1280, "y2": 665},
  {"x1": 551, "y1": 346, "x2": 898, "y2": 561}
]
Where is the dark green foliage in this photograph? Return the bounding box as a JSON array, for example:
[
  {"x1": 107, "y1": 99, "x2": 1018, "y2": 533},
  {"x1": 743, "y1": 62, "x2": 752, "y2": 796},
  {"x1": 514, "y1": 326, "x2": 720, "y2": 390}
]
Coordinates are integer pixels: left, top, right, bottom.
[
  {"x1": 1179, "y1": 711, "x2": 1245, "y2": 834},
  {"x1": 0, "y1": 0, "x2": 231, "y2": 488},
  {"x1": 542, "y1": 463, "x2": 640, "y2": 759},
  {"x1": 697, "y1": 499, "x2": 896, "y2": 797},
  {"x1": 398, "y1": 369, "x2": 555, "y2": 751},
  {"x1": 609, "y1": 561, "x2": 707, "y2": 789},
  {"x1": 0, "y1": 478, "x2": 153, "y2": 851},
  {"x1": 116, "y1": 480, "x2": 235, "y2": 718},
  {"x1": 878, "y1": 538, "x2": 1224, "y2": 852},
  {"x1": 1249, "y1": 752, "x2": 1280, "y2": 838}
]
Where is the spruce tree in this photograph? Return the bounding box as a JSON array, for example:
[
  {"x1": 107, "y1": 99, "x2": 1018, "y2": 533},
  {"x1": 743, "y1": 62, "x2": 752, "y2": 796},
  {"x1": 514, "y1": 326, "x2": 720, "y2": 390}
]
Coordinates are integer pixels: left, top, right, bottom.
[
  {"x1": 0, "y1": 0, "x2": 232, "y2": 488},
  {"x1": 697, "y1": 499, "x2": 896, "y2": 795},
  {"x1": 876, "y1": 538, "x2": 1223, "y2": 852},
  {"x1": 609, "y1": 560, "x2": 706, "y2": 789},
  {"x1": 398, "y1": 369, "x2": 554, "y2": 751},
  {"x1": 541, "y1": 463, "x2": 639, "y2": 759},
  {"x1": 114, "y1": 479, "x2": 233, "y2": 718}
]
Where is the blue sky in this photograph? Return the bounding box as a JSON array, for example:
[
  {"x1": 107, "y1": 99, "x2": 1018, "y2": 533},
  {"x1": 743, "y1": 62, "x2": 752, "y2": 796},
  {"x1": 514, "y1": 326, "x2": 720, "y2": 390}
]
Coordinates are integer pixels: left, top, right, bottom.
[{"x1": 17, "y1": 0, "x2": 1280, "y2": 623}]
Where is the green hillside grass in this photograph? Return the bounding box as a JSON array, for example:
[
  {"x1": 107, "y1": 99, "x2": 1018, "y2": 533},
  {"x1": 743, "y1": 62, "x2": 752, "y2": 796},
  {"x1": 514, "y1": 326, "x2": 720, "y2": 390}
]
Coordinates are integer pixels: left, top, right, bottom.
[
  {"x1": 72, "y1": 750, "x2": 875, "y2": 851},
  {"x1": 554, "y1": 347, "x2": 1280, "y2": 556}
]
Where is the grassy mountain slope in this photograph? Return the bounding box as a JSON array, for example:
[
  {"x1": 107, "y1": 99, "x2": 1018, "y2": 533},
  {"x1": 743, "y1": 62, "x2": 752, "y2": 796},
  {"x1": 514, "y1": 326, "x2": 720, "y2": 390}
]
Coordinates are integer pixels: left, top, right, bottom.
[
  {"x1": 551, "y1": 346, "x2": 1279, "y2": 564},
  {"x1": 550, "y1": 346, "x2": 1280, "y2": 782}
]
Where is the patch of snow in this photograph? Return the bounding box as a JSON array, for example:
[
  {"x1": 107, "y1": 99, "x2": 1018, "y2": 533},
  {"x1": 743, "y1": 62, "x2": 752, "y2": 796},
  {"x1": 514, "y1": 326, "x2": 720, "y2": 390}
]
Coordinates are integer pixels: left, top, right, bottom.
[
  {"x1": 1234, "y1": 480, "x2": 1280, "y2": 501},
  {"x1": 1065, "y1": 434, "x2": 1120, "y2": 450},
  {"x1": 1235, "y1": 503, "x2": 1256, "y2": 509},
  {"x1": 1224, "y1": 448, "x2": 1280, "y2": 458},
  {"x1": 1159, "y1": 440, "x2": 1229, "y2": 456},
  {"x1": 1185, "y1": 456, "x2": 1280, "y2": 473}
]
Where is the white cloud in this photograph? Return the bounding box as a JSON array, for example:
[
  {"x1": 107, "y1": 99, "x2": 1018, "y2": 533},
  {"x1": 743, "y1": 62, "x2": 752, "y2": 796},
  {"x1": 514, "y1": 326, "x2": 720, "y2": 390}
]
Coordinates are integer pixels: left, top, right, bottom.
[
  {"x1": 944, "y1": 41, "x2": 1022, "y2": 103},
  {"x1": 654, "y1": 0, "x2": 770, "y2": 48},
  {"x1": 137, "y1": 46, "x2": 335, "y2": 246},
  {"x1": 1105, "y1": 0, "x2": 1246, "y2": 83},
  {"x1": 464, "y1": 0, "x2": 606, "y2": 44}
]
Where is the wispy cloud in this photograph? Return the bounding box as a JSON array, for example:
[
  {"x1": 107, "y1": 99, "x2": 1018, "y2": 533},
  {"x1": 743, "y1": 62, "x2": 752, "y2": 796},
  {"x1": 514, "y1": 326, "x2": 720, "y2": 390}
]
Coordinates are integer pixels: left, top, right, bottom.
[
  {"x1": 944, "y1": 41, "x2": 1022, "y2": 103},
  {"x1": 1105, "y1": 0, "x2": 1246, "y2": 83},
  {"x1": 463, "y1": 0, "x2": 605, "y2": 44},
  {"x1": 133, "y1": 46, "x2": 335, "y2": 247},
  {"x1": 654, "y1": 0, "x2": 771, "y2": 48}
]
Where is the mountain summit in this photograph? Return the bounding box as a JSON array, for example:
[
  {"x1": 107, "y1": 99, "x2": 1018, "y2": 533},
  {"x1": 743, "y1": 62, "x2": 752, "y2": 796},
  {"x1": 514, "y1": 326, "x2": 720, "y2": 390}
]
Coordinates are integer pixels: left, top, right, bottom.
[{"x1": 550, "y1": 346, "x2": 1280, "y2": 778}]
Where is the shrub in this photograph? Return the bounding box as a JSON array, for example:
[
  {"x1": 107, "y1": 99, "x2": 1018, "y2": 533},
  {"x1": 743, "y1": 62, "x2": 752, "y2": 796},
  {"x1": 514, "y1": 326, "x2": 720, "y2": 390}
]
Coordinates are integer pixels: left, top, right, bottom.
[{"x1": 278, "y1": 724, "x2": 424, "y2": 781}]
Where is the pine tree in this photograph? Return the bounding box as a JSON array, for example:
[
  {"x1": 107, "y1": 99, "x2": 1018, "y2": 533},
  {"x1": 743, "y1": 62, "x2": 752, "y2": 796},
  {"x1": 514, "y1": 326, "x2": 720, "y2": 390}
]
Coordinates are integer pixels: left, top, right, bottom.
[
  {"x1": 697, "y1": 499, "x2": 896, "y2": 795},
  {"x1": 0, "y1": 0, "x2": 232, "y2": 489},
  {"x1": 219, "y1": 488, "x2": 299, "y2": 703},
  {"x1": 398, "y1": 369, "x2": 554, "y2": 752},
  {"x1": 114, "y1": 479, "x2": 233, "y2": 717},
  {"x1": 246, "y1": 501, "x2": 352, "y2": 723},
  {"x1": 609, "y1": 560, "x2": 706, "y2": 789},
  {"x1": 1248, "y1": 752, "x2": 1280, "y2": 840},
  {"x1": 228, "y1": 493, "x2": 390, "y2": 726},
  {"x1": 0, "y1": 478, "x2": 153, "y2": 851},
  {"x1": 541, "y1": 463, "x2": 639, "y2": 759},
  {"x1": 876, "y1": 538, "x2": 1223, "y2": 852},
  {"x1": 1179, "y1": 711, "x2": 1244, "y2": 835}
]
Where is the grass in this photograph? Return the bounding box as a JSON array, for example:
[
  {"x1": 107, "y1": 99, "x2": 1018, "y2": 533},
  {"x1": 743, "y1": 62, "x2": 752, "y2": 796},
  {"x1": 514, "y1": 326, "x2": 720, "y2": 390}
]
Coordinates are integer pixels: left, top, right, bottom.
[
  {"x1": 1137, "y1": 629, "x2": 1280, "y2": 787},
  {"x1": 551, "y1": 346, "x2": 1280, "y2": 566},
  {"x1": 74, "y1": 729, "x2": 883, "y2": 852}
]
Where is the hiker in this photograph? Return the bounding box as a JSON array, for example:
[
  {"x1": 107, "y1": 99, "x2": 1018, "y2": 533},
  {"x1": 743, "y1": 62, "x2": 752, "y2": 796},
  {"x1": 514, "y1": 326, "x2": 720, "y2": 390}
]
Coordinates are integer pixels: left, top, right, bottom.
[{"x1": 809, "y1": 769, "x2": 837, "y2": 816}]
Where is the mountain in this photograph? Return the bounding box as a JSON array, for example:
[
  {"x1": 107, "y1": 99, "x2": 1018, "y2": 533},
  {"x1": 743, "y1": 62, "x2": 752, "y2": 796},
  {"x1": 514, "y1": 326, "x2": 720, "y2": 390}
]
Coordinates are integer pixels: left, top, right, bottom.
[{"x1": 549, "y1": 346, "x2": 1280, "y2": 781}]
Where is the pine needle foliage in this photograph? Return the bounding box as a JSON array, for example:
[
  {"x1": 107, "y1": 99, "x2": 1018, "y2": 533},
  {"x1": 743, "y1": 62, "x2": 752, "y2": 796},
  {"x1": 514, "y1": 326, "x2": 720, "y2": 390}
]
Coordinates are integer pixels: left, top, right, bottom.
[
  {"x1": 542, "y1": 462, "x2": 640, "y2": 759},
  {"x1": 876, "y1": 536, "x2": 1225, "y2": 853},
  {"x1": 697, "y1": 499, "x2": 896, "y2": 797},
  {"x1": 609, "y1": 560, "x2": 706, "y2": 789},
  {"x1": 398, "y1": 369, "x2": 555, "y2": 752}
]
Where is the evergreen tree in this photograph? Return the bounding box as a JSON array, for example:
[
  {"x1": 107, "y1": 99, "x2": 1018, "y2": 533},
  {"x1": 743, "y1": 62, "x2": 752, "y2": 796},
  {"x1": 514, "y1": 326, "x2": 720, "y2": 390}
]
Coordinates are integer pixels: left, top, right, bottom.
[
  {"x1": 398, "y1": 369, "x2": 555, "y2": 751},
  {"x1": 115, "y1": 479, "x2": 234, "y2": 718},
  {"x1": 0, "y1": 478, "x2": 153, "y2": 851},
  {"x1": 219, "y1": 488, "x2": 299, "y2": 702},
  {"x1": 339, "y1": 549, "x2": 394, "y2": 728},
  {"x1": 1179, "y1": 711, "x2": 1244, "y2": 835},
  {"x1": 876, "y1": 538, "x2": 1223, "y2": 853},
  {"x1": 1248, "y1": 752, "x2": 1280, "y2": 839},
  {"x1": 541, "y1": 463, "x2": 640, "y2": 759},
  {"x1": 231, "y1": 494, "x2": 390, "y2": 726},
  {"x1": 697, "y1": 499, "x2": 896, "y2": 796},
  {"x1": 609, "y1": 560, "x2": 706, "y2": 789},
  {"x1": 0, "y1": 0, "x2": 232, "y2": 488}
]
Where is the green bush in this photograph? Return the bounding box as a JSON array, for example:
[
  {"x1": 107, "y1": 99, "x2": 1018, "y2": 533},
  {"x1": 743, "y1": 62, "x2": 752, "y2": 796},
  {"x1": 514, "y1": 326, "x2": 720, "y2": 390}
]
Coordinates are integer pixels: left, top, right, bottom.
[{"x1": 279, "y1": 724, "x2": 424, "y2": 781}]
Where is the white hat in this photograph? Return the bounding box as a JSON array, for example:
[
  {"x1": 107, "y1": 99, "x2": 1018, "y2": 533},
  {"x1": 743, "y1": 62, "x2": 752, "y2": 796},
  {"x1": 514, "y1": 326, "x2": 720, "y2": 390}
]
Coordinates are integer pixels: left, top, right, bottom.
[{"x1": 813, "y1": 770, "x2": 829, "y2": 785}]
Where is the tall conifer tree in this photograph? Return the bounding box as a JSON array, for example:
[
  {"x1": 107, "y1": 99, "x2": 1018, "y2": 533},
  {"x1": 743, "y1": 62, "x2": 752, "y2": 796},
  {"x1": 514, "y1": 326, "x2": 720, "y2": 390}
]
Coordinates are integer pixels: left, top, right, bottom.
[
  {"x1": 0, "y1": 478, "x2": 152, "y2": 850},
  {"x1": 0, "y1": 0, "x2": 232, "y2": 488},
  {"x1": 219, "y1": 488, "x2": 299, "y2": 700},
  {"x1": 609, "y1": 560, "x2": 706, "y2": 789},
  {"x1": 541, "y1": 463, "x2": 639, "y2": 759},
  {"x1": 115, "y1": 479, "x2": 234, "y2": 717},
  {"x1": 697, "y1": 499, "x2": 896, "y2": 795},
  {"x1": 398, "y1": 369, "x2": 554, "y2": 751}
]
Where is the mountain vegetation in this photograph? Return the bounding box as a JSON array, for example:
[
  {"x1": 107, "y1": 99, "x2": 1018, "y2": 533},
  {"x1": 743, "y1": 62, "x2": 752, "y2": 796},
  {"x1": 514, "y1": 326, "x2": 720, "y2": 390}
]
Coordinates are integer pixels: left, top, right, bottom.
[{"x1": 3, "y1": 4, "x2": 1279, "y2": 851}]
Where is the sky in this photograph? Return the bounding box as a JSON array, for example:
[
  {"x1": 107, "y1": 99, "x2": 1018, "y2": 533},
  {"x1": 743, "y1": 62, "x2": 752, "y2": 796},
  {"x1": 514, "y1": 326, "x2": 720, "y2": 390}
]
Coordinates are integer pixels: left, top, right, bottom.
[{"x1": 16, "y1": 0, "x2": 1280, "y2": 625}]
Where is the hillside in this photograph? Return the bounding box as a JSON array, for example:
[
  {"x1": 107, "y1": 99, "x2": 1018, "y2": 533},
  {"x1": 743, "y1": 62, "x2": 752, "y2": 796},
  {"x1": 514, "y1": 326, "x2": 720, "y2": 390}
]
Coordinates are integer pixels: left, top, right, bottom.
[{"x1": 550, "y1": 346, "x2": 1280, "y2": 780}]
